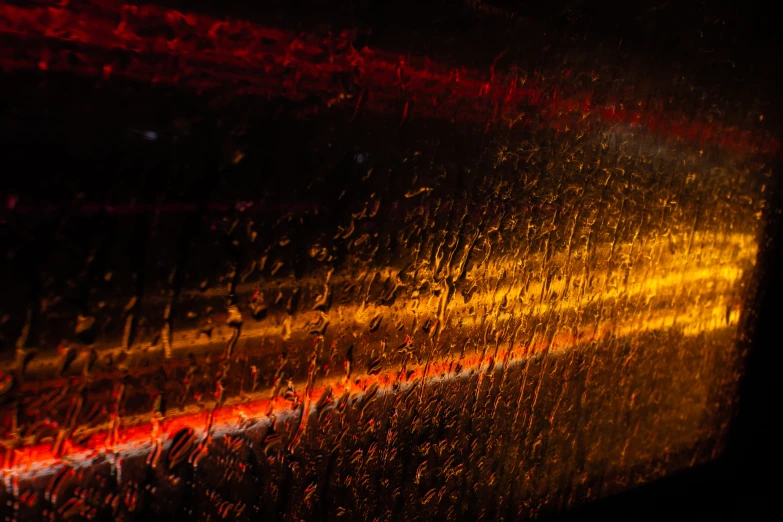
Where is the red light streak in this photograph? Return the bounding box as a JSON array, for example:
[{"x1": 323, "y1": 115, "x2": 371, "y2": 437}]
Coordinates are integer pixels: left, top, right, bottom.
[
  {"x1": 0, "y1": 301, "x2": 740, "y2": 478},
  {"x1": 0, "y1": 0, "x2": 778, "y2": 155}
]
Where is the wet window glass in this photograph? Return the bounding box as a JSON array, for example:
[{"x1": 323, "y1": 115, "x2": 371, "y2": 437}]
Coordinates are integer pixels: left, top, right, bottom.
[{"x1": 0, "y1": 1, "x2": 778, "y2": 520}]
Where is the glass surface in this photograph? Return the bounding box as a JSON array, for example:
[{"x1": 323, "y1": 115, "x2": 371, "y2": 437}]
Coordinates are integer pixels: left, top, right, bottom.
[{"x1": 0, "y1": 1, "x2": 778, "y2": 520}]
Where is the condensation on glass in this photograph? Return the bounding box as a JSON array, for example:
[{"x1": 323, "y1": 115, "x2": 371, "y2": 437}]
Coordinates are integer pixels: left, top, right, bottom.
[{"x1": 0, "y1": 1, "x2": 777, "y2": 521}]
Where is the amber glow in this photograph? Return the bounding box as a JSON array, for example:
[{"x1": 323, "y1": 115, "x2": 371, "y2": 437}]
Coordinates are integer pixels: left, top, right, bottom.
[{"x1": 0, "y1": 230, "x2": 757, "y2": 477}]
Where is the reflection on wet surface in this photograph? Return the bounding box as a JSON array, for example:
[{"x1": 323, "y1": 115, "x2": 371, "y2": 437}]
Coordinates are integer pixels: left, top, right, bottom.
[{"x1": 0, "y1": 1, "x2": 778, "y2": 520}]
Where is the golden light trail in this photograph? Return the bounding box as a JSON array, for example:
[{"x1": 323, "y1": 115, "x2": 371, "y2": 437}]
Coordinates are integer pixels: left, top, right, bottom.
[{"x1": 0, "y1": 230, "x2": 757, "y2": 477}]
